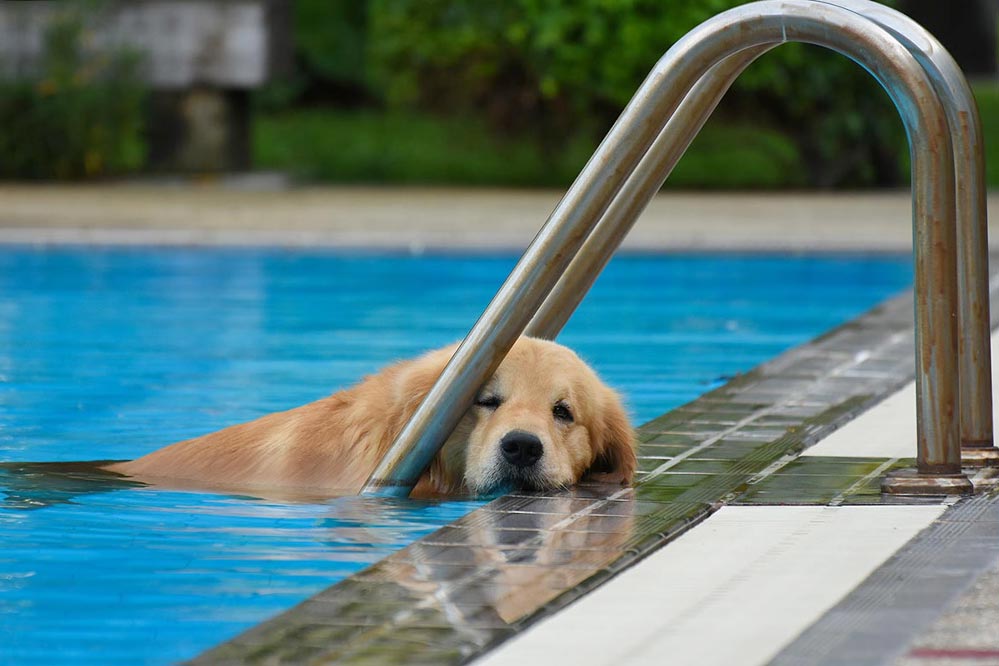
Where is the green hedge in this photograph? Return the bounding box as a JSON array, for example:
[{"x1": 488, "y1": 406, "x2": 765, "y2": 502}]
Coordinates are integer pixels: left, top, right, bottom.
[
  {"x1": 256, "y1": 84, "x2": 999, "y2": 189},
  {"x1": 254, "y1": 107, "x2": 802, "y2": 188},
  {"x1": 0, "y1": 11, "x2": 146, "y2": 179},
  {"x1": 365, "y1": 0, "x2": 906, "y2": 188},
  {"x1": 255, "y1": 109, "x2": 593, "y2": 186},
  {"x1": 255, "y1": 1, "x2": 999, "y2": 189},
  {"x1": 974, "y1": 84, "x2": 999, "y2": 187}
]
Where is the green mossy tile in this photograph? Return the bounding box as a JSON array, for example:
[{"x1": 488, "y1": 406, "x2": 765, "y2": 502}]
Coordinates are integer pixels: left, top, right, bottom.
[
  {"x1": 737, "y1": 488, "x2": 839, "y2": 504},
  {"x1": 403, "y1": 606, "x2": 508, "y2": 629},
  {"x1": 748, "y1": 473, "x2": 855, "y2": 493},
  {"x1": 685, "y1": 440, "x2": 762, "y2": 461},
  {"x1": 798, "y1": 455, "x2": 892, "y2": 464},
  {"x1": 276, "y1": 622, "x2": 367, "y2": 648},
  {"x1": 487, "y1": 511, "x2": 579, "y2": 530},
  {"x1": 636, "y1": 504, "x2": 713, "y2": 528},
  {"x1": 637, "y1": 458, "x2": 672, "y2": 473},
  {"x1": 638, "y1": 472, "x2": 716, "y2": 489},
  {"x1": 639, "y1": 416, "x2": 693, "y2": 433},
  {"x1": 338, "y1": 643, "x2": 469, "y2": 666},
  {"x1": 839, "y1": 493, "x2": 949, "y2": 505},
  {"x1": 581, "y1": 499, "x2": 679, "y2": 516},
  {"x1": 637, "y1": 430, "x2": 662, "y2": 443},
  {"x1": 667, "y1": 459, "x2": 742, "y2": 475},
  {"x1": 242, "y1": 640, "x2": 331, "y2": 663},
  {"x1": 775, "y1": 457, "x2": 889, "y2": 475},
  {"x1": 637, "y1": 444, "x2": 697, "y2": 459},
  {"x1": 739, "y1": 412, "x2": 802, "y2": 431},
  {"x1": 632, "y1": 484, "x2": 692, "y2": 503},
  {"x1": 638, "y1": 449, "x2": 676, "y2": 461},
  {"x1": 639, "y1": 432, "x2": 703, "y2": 448},
  {"x1": 380, "y1": 625, "x2": 481, "y2": 647},
  {"x1": 485, "y1": 496, "x2": 596, "y2": 515},
  {"x1": 665, "y1": 423, "x2": 734, "y2": 436},
  {"x1": 694, "y1": 406, "x2": 756, "y2": 417}
]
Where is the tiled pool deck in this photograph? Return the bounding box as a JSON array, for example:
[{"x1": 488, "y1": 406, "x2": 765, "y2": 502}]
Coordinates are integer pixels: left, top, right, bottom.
[{"x1": 4, "y1": 187, "x2": 999, "y2": 665}]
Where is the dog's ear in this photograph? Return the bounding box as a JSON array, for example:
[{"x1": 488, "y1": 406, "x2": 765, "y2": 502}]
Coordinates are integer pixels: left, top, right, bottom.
[
  {"x1": 388, "y1": 344, "x2": 460, "y2": 429},
  {"x1": 586, "y1": 388, "x2": 637, "y2": 484},
  {"x1": 386, "y1": 343, "x2": 470, "y2": 496}
]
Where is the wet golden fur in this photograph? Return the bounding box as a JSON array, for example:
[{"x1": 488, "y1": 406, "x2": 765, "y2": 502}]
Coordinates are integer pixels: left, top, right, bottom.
[{"x1": 104, "y1": 337, "x2": 636, "y2": 498}]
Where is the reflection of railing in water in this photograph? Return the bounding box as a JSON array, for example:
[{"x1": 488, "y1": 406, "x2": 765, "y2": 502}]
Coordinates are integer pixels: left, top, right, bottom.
[{"x1": 362, "y1": 0, "x2": 997, "y2": 499}]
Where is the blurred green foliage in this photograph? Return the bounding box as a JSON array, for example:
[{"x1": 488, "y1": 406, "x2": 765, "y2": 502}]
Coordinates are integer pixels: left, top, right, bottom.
[
  {"x1": 0, "y1": 9, "x2": 146, "y2": 179},
  {"x1": 257, "y1": 0, "x2": 372, "y2": 110},
  {"x1": 256, "y1": 109, "x2": 593, "y2": 186},
  {"x1": 363, "y1": 0, "x2": 907, "y2": 187},
  {"x1": 296, "y1": 1, "x2": 368, "y2": 87},
  {"x1": 254, "y1": 108, "x2": 801, "y2": 188},
  {"x1": 974, "y1": 84, "x2": 999, "y2": 187},
  {"x1": 260, "y1": 0, "x2": 924, "y2": 187}
]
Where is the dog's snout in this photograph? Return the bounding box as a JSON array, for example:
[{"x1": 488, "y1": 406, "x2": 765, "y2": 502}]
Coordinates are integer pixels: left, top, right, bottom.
[{"x1": 500, "y1": 430, "x2": 543, "y2": 468}]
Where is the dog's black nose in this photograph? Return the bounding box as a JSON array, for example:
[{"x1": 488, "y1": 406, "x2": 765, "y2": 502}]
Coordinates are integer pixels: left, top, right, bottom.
[{"x1": 500, "y1": 431, "x2": 543, "y2": 468}]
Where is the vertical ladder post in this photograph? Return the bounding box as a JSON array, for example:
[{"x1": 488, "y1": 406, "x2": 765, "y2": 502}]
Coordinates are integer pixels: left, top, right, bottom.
[{"x1": 820, "y1": 0, "x2": 996, "y2": 475}]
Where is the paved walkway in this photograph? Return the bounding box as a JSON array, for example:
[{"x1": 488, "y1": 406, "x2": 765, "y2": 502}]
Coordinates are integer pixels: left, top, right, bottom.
[{"x1": 2, "y1": 184, "x2": 998, "y2": 251}]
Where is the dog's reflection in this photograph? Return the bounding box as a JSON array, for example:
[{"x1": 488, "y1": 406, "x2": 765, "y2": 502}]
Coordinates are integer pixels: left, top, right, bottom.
[
  {"x1": 0, "y1": 460, "x2": 143, "y2": 510},
  {"x1": 365, "y1": 489, "x2": 636, "y2": 626}
]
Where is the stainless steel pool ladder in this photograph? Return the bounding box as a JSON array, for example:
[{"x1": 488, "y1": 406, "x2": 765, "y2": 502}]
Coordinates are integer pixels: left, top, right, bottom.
[{"x1": 362, "y1": 0, "x2": 998, "y2": 498}]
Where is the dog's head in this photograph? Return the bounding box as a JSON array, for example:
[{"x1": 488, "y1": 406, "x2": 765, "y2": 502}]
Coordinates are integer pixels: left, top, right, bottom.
[{"x1": 432, "y1": 338, "x2": 636, "y2": 495}]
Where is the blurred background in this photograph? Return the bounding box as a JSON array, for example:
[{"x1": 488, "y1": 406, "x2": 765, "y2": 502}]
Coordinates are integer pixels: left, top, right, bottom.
[{"x1": 0, "y1": 0, "x2": 996, "y2": 190}]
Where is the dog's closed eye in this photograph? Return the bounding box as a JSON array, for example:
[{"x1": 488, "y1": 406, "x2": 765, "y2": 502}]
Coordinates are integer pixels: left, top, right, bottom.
[{"x1": 475, "y1": 394, "x2": 502, "y2": 410}]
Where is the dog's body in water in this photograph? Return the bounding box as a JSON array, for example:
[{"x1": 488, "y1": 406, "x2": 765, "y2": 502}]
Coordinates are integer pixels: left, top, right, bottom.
[{"x1": 102, "y1": 338, "x2": 636, "y2": 499}]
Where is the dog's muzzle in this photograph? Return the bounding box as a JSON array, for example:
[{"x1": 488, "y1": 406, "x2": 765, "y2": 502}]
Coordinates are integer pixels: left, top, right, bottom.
[{"x1": 500, "y1": 430, "x2": 543, "y2": 468}]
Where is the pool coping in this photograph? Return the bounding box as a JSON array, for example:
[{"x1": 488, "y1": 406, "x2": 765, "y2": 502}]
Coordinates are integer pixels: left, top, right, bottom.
[
  {"x1": 188, "y1": 270, "x2": 974, "y2": 664},
  {"x1": 3, "y1": 187, "x2": 997, "y2": 253}
]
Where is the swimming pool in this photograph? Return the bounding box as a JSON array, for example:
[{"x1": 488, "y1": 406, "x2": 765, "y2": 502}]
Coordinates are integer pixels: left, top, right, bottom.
[{"x1": 0, "y1": 248, "x2": 911, "y2": 664}]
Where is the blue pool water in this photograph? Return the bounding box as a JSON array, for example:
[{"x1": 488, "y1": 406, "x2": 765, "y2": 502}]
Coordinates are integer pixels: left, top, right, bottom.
[{"x1": 0, "y1": 248, "x2": 911, "y2": 663}]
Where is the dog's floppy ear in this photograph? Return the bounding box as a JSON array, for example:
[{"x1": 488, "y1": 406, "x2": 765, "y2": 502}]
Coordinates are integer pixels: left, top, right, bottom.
[
  {"x1": 385, "y1": 343, "x2": 472, "y2": 496},
  {"x1": 586, "y1": 387, "x2": 637, "y2": 484},
  {"x1": 387, "y1": 343, "x2": 460, "y2": 432}
]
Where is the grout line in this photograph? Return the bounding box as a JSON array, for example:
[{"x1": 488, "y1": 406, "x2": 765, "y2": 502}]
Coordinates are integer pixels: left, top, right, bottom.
[{"x1": 742, "y1": 451, "x2": 802, "y2": 487}]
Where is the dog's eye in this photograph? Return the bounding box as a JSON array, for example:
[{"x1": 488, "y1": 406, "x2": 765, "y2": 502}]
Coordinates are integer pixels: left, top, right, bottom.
[
  {"x1": 553, "y1": 402, "x2": 574, "y2": 423},
  {"x1": 475, "y1": 395, "x2": 502, "y2": 410}
]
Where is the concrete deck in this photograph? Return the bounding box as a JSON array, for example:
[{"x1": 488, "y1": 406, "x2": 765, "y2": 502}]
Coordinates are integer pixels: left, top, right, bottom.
[{"x1": 1, "y1": 184, "x2": 998, "y2": 251}]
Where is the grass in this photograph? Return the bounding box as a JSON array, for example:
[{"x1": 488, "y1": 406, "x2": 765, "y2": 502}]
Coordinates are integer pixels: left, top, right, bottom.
[
  {"x1": 253, "y1": 109, "x2": 592, "y2": 187},
  {"x1": 253, "y1": 108, "x2": 802, "y2": 189},
  {"x1": 668, "y1": 118, "x2": 803, "y2": 189},
  {"x1": 254, "y1": 86, "x2": 999, "y2": 189}
]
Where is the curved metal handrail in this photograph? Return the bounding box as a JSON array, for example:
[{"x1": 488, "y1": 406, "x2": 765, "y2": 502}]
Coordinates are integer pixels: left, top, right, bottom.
[
  {"x1": 525, "y1": 0, "x2": 996, "y2": 468},
  {"x1": 362, "y1": 0, "x2": 983, "y2": 497}
]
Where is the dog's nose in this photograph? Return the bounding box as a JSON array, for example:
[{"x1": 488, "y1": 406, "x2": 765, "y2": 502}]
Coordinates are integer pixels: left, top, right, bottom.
[{"x1": 500, "y1": 431, "x2": 543, "y2": 468}]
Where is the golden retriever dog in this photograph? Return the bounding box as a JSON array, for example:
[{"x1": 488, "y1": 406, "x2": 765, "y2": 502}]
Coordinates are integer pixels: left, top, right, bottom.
[{"x1": 103, "y1": 337, "x2": 636, "y2": 498}]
